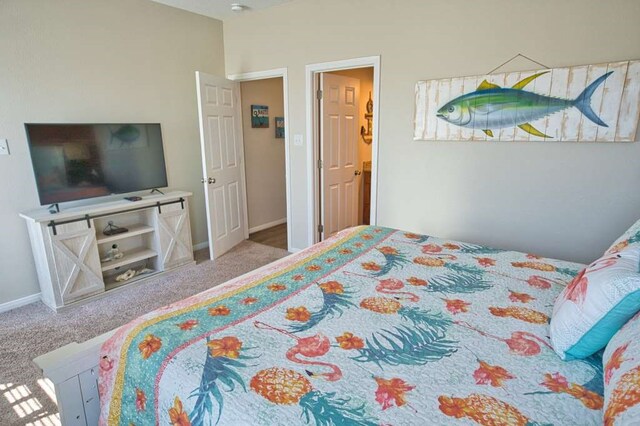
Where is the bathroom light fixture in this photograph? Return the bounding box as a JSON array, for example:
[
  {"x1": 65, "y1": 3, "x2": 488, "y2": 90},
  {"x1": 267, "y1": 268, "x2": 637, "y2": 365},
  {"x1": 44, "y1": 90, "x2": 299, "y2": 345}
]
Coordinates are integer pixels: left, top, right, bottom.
[{"x1": 230, "y1": 3, "x2": 245, "y2": 12}]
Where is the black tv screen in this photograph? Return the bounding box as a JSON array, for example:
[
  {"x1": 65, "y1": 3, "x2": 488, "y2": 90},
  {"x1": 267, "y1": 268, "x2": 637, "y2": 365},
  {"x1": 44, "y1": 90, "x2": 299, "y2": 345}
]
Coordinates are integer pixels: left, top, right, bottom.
[{"x1": 25, "y1": 123, "x2": 168, "y2": 205}]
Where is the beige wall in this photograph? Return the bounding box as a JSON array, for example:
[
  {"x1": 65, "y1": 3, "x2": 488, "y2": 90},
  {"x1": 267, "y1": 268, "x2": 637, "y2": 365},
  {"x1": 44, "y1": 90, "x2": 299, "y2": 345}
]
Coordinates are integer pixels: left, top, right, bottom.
[
  {"x1": 224, "y1": 0, "x2": 640, "y2": 264},
  {"x1": 0, "y1": 0, "x2": 224, "y2": 305},
  {"x1": 240, "y1": 78, "x2": 287, "y2": 231}
]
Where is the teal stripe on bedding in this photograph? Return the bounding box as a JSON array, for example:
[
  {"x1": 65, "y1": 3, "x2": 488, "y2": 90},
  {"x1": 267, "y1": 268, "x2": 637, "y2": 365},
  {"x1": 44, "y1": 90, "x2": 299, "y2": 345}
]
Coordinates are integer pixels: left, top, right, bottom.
[{"x1": 564, "y1": 288, "x2": 640, "y2": 360}]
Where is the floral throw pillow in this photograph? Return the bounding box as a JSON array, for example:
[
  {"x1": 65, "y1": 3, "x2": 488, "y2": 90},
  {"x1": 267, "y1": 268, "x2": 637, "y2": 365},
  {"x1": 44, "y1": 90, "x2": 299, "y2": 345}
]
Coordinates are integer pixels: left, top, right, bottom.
[
  {"x1": 549, "y1": 244, "x2": 640, "y2": 360},
  {"x1": 602, "y1": 312, "x2": 640, "y2": 425}
]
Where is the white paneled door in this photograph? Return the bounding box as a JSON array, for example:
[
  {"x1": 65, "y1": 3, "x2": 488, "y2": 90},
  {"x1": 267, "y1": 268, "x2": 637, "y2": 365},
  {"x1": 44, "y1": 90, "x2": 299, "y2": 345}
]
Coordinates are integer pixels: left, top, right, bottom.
[
  {"x1": 320, "y1": 73, "x2": 361, "y2": 240},
  {"x1": 196, "y1": 72, "x2": 248, "y2": 259}
]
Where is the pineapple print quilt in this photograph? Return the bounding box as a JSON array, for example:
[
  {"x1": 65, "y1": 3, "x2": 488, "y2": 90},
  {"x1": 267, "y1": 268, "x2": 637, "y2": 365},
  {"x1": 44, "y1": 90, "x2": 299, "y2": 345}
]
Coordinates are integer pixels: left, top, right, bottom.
[
  {"x1": 603, "y1": 311, "x2": 640, "y2": 426},
  {"x1": 99, "y1": 226, "x2": 606, "y2": 425}
]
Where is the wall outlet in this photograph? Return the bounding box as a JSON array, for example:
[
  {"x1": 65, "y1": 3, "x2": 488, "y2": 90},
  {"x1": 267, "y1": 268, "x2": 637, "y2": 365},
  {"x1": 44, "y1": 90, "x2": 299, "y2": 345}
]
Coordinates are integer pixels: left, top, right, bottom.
[
  {"x1": 0, "y1": 139, "x2": 9, "y2": 155},
  {"x1": 293, "y1": 134, "x2": 304, "y2": 146}
]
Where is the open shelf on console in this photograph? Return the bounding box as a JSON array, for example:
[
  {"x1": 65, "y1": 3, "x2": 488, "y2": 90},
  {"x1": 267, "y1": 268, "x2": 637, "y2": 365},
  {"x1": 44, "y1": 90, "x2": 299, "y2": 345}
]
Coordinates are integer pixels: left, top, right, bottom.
[
  {"x1": 104, "y1": 268, "x2": 158, "y2": 291},
  {"x1": 100, "y1": 247, "x2": 157, "y2": 272},
  {"x1": 97, "y1": 224, "x2": 154, "y2": 245}
]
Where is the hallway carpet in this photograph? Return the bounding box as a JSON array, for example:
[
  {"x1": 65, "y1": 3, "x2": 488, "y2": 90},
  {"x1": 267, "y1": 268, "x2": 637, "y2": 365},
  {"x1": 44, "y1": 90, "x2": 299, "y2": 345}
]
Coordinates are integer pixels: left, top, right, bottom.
[{"x1": 0, "y1": 241, "x2": 289, "y2": 425}]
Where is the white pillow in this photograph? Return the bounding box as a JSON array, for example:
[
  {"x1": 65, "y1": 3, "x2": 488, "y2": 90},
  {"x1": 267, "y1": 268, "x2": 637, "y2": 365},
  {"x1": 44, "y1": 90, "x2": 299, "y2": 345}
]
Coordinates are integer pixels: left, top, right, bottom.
[{"x1": 549, "y1": 244, "x2": 640, "y2": 360}]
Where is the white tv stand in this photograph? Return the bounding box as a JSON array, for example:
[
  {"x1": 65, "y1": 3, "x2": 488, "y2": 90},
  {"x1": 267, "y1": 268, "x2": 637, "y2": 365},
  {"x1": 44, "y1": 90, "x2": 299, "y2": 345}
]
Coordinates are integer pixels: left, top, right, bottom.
[{"x1": 20, "y1": 191, "x2": 195, "y2": 312}]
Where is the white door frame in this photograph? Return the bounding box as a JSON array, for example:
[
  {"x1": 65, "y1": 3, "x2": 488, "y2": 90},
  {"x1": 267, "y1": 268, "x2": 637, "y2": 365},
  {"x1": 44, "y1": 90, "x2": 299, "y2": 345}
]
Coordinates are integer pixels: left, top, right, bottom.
[
  {"x1": 305, "y1": 56, "x2": 381, "y2": 246},
  {"x1": 227, "y1": 68, "x2": 292, "y2": 252}
]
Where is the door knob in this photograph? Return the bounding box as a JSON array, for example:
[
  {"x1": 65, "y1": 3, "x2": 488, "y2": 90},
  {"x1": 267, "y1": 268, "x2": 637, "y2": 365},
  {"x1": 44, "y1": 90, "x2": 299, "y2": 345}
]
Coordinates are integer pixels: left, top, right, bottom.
[
  {"x1": 354, "y1": 170, "x2": 362, "y2": 176},
  {"x1": 201, "y1": 177, "x2": 216, "y2": 184}
]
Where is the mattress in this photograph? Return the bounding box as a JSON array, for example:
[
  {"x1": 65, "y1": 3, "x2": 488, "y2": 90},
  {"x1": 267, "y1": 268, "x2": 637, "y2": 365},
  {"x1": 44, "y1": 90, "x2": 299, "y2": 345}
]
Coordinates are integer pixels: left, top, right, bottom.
[{"x1": 99, "y1": 226, "x2": 603, "y2": 425}]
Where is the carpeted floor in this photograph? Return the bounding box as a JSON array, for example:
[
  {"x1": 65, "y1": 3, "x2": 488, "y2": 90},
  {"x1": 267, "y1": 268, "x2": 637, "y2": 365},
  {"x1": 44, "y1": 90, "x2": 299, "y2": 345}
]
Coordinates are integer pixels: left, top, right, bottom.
[{"x1": 0, "y1": 241, "x2": 289, "y2": 426}]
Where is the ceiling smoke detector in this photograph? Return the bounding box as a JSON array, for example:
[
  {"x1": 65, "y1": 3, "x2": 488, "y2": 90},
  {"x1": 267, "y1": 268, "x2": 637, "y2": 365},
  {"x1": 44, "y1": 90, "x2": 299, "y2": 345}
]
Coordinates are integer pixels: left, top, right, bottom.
[{"x1": 230, "y1": 3, "x2": 246, "y2": 12}]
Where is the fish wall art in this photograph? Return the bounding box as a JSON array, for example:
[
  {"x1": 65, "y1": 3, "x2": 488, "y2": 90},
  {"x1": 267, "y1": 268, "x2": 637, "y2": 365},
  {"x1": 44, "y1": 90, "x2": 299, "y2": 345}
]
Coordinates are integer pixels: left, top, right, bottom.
[{"x1": 414, "y1": 60, "x2": 640, "y2": 142}]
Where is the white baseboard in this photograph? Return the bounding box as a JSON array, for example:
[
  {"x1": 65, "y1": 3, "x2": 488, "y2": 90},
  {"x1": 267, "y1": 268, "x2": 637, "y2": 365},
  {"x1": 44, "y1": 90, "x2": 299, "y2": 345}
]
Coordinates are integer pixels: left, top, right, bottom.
[
  {"x1": 193, "y1": 241, "x2": 209, "y2": 251},
  {"x1": 0, "y1": 293, "x2": 41, "y2": 314},
  {"x1": 249, "y1": 218, "x2": 287, "y2": 234},
  {"x1": 288, "y1": 247, "x2": 302, "y2": 253}
]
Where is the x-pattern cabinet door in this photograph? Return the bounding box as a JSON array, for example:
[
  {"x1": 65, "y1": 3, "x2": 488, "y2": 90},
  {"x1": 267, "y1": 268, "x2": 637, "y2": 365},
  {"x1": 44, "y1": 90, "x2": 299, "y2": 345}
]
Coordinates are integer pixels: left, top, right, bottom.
[
  {"x1": 157, "y1": 203, "x2": 193, "y2": 270},
  {"x1": 49, "y1": 222, "x2": 104, "y2": 304}
]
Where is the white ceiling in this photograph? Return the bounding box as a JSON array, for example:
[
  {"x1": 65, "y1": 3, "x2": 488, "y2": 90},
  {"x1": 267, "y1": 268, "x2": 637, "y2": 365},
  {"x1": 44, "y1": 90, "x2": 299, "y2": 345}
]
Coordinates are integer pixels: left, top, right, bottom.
[{"x1": 150, "y1": 0, "x2": 295, "y2": 20}]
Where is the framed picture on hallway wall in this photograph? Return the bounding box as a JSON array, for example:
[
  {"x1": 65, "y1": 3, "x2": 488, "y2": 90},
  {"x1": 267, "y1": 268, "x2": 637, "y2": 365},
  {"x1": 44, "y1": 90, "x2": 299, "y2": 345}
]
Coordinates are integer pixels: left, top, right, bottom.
[
  {"x1": 251, "y1": 105, "x2": 269, "y2": 128},
  {"x1": 275, "y1": 117, "x2": 284, "y2": 138}
]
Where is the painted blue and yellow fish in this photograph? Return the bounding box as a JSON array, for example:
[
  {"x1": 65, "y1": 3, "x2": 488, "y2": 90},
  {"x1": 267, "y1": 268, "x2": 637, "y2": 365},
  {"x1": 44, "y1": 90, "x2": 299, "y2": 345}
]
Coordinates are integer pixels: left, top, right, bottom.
[{"x1": 436, "y1": 71, "x2": 613, "y2": 138}]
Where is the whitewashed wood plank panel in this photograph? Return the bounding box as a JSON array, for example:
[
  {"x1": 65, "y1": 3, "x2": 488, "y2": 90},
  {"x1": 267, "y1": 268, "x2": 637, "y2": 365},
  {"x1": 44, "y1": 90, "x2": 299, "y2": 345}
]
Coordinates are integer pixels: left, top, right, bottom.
[
  {"x1": 414, "y1": 60, "x2": 639, "y2": 143},
  {"x1": 424, "y1": 79, "x2": 439, "y2": 140},
  {"x1": 560, "y1": 65, "x2": 589, "y2": 141},
  {"x1": 460, "y1": 76, "x2": 478, "y2": 141},
  {"x1": 543, "y1": 67, "x2": 570, "y2": 140},
  {"x1": 435, "y1": 79, "x2": 452, "y2": 140},
  {"x1": 471, "y1": 75, "x2": 490, "y2": 141},
  {"x1": 447, "y1": 77, "x2": 465, "y2": 140},
  {"x1": 616, "y1": 60, "x2": 640, "y2": 141},
  {"x1": 413, "y1": 81, "x2": 427, "y2": 140},
  {"x1": 596, "y1": 61, "x2": 628, "y2": 141},
  {"x1": 578, "y1": 63, "x2": 609, "y2": 142},
  {"x1": 485, "y1": 72, "x2": 505, "y2": 141},
  {"x1": 527, "y1": 69, "x2": 553, "y2": 142},
  {"x1": 513, "y1": 70, "x2": 541, "y2": 142},
  {"x1": 498, "y1": 72, "x2": 522, "y2": 142}
]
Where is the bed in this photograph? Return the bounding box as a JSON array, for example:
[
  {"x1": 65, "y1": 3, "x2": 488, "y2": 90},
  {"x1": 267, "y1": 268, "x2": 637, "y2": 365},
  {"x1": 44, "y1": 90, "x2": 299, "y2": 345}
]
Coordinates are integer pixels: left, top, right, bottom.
[{"x1": 96, "y1": 225, "x2": 608, "y2": 425}]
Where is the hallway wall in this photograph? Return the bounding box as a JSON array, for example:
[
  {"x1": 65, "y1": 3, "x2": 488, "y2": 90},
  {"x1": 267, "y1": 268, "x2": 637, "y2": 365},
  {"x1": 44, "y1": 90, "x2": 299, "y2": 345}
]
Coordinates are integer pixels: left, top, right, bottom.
[{"x1": 240, "y1": 78, "x2": 287, "y2": 231}]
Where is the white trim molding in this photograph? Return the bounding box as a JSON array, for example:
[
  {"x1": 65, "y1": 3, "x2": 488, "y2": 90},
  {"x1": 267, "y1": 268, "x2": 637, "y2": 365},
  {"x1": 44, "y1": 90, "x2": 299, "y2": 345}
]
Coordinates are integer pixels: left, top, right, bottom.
[
  {"x1": 305, "y1": 56, "x2": 381, "y2": 246},
  {"x1": 192, "y1": 241, "x2": 209, "y2": 251},
  {"x1": 248, "y1": 218, "x2": 287, "y2": 234},
  {"x1": 227, "y1": 68, "x2": 293, "y2": 253},
  {"x1": 0, "y1": 292, "x2": 41, "y2": 314}
]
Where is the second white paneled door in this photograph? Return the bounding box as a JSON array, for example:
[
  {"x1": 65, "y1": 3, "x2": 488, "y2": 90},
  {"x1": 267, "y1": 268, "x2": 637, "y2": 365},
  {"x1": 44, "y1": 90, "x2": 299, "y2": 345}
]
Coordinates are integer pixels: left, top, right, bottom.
[
  {"x1": 320, "y1": 73, "x2": 361, "y2": 239},
  {"x1": 196, "y1": 72, "x2": 248, "y2": 259}
]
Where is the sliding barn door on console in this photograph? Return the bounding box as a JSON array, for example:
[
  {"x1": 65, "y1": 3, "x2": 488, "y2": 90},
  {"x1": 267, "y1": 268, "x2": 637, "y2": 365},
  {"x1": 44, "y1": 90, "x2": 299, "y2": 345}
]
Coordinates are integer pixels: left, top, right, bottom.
[
  {"x1": 51, "y1": 222, "x2": 103, "y2": 304},
  {"x1": 320, "y1": 73, "x2": 361, "y2": 240},
  {"x1": 196, "y1": 72, "x2": 249, "y2": 259}
]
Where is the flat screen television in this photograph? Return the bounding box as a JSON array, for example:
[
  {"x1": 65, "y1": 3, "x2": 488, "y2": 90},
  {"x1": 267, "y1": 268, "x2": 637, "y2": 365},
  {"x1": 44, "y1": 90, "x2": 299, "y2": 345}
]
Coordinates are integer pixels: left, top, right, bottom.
[{"x1": 25, "y1": 123, "x2": 168, "y2": 205}]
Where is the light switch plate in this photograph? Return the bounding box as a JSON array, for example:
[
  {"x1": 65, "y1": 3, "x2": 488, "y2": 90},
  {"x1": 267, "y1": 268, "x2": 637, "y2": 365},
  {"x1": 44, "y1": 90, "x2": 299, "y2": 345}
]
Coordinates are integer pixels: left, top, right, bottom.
[
  {"x1": 293, "y1": 134, "x2": 303, "y2": 146},
  {"x1": 0, "y1": 139, "x2": 9, "y2": 155}
]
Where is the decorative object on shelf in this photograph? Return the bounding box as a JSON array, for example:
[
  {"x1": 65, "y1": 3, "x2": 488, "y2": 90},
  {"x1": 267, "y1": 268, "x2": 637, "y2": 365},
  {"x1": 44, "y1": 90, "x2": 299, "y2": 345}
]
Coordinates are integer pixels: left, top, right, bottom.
[
  {"x1": 251, "y1": 105, "x2": 269, "y2": 128},
  {"x1": 115, "y1": 269, "x2": 136, "y2": 282},
  {"x1": 101, "y1": 244, "x2": 124, "y2": 263},
  {"x1": 414, "y1": 59, "x2": 640, "y2": 142},
  {"x1": 137, "y1": 267, "x2": 153, "y2": 276},
  {"x1": 275, "y1": 117, "x2": 285, "y2": 138},
  {"x1": 103, "y1": 221, "x2": 128, "y2": 236},
  {"x1": 360, "y1": 91, "x2": 374, "y2": 144},
  {"x1": 115, "y1": 267, "x2": 153, "y2": 283}
]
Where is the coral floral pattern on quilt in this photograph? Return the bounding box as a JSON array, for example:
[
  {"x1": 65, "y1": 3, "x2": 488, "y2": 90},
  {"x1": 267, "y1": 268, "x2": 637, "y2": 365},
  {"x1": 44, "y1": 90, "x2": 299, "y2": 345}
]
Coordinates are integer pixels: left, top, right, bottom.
[
  {"x1": 603, "y1": 311, "x2": 640, "y2": 426},
  {"x1": 99, "y1": 226, "x2": 604, "y2": 425}
]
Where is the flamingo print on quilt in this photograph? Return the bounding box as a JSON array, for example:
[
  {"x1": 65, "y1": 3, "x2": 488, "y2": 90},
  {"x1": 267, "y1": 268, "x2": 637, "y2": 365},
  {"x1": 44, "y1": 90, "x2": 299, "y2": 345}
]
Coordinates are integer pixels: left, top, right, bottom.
[{"x1": 99, "y1": 226, "x2": 604, "y2": 425}]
